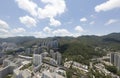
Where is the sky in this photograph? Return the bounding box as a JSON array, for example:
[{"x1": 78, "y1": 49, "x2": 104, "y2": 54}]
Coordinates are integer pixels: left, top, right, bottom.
[{"x1": 0, "y1": 0, "x2": 120, "y2": 38}]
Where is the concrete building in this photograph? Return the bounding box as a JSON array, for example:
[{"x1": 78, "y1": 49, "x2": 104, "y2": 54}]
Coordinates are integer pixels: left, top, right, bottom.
[
  {"x1": 110, "y1": 53, "x2": 115, "y2": 64},
  {"x1": 38, "y1": 47, "x2": 42, "y2": 54},
  {"x1": 0, "y1": 63, "x2": 16, "y2": 78},
  {"x1": 33, "y1": 48, "x2": 38, "y2": 54},
  {"x1": 114, "y1": 53, "x2": 119, "y2": 66},
  {"x1": 18, "y1": 55, "x2": 32, "y2": 60},
  {"x1": 56, "y1": 52, "x2": 62, "y2": 65},
  {"x1": 50, "y1": 51, "x2": 56, "y2": 60},
  {"x1": 42, "y1": 70, "x2": 65, "y2": 78},
  {"x1": 110, "y1": 53, "x2": 120, "y2": 70},
  {"x1": 14, "y1": 69, "x2": 31, "y2": 78},
  {"x1": 25, "y1": 48, "x2": 32, "y2": 55},
  {"x1": 33, "y1": 54, "x2": 42, "y2": 66}
]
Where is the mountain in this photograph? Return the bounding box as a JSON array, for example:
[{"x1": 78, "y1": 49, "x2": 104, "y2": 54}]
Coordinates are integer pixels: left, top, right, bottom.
[
  {"x1": 0, "y1": 33, "x2": 120, "y2": 64},
  {"x1": 58, "y1": 33, "x2": 120, "y2": 64},
  {"x1": 0, "y1": 33, "x2": 120, "y2": 48},
  {"x1": 0, "y1": 36, "x2": 36, "y2": 45},
  {"x1": 102, "y1": 33, "x2": 120, "y2": 43}
]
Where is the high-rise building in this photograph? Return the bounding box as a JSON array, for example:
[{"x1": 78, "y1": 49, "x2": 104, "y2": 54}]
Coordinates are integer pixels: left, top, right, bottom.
[
  {"x1": 114, "y1": 54, "x2": 119, "y2": 66},
  {"x1": 50, "y1": 50, "x2": 56, "y2": 60},
  {"x1": 33, "y1": 54, "x2": 42, "y2": 66},
  {"x1": 110, "y1": 53, "x2": 120, "y2": 70},
  {"x1": 25, "y1": 48, "x2": 31, "y2": 54},
  {"x1": 33, "y1": 48, "x2": 38, "y2": 54},
  {"x1": 56, "y1": 52, "x2": 62, "y2": 65},
  {"x1": 118, "y1": 56, "x2": 120, "y2": 70},
  {"x1": 110, "y1": 53, "x2": 115, "y2": 64},
  {"x1": 38, "y1": 47, "x2": 42, "y2": 54}
]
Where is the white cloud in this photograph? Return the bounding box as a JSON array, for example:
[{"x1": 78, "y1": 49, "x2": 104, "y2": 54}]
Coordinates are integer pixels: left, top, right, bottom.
[
  {"x1": 105, "y1": 19, "x2": 118, "y2": 25},
  {"x1": 43, "y1": 26, "x2": 52, "y2": 33},
  {"x1": 12, "y1": 28, "x2": 26, "y2": 33},
  {"x1": 0, "y1": 33, "x2": 12, "y2": 38},
  {"x1": 0, "y1": 19, "x2": 9, "y2": 29},
  {"x1": 90, "y1": 21, "x2": 95, "y2": 25},
  {"x1": 49, "y1": 18, "x2": 61, "y2": 27},
  {"x1": 0, "y1": 29, "x2": 9, "y2": 34},
  {"x1": 75, "y1": 26, "x2": 84, "y2": 33},
  {"x1": 32, "y1": 31, "x2": 47, "y2": 38},
  {"x1": 80, "y1": 17, "x2": 87, "y2": 22},
  {"x1": 0, "y1": 28, "x2": 13, "y2": 38},
  {"x1": 15, "y1": 0, "x2": 38, "y2": 16},
  {"x1": 95, "y1": 0, "x2": 120, "y2": 12},
  {"x1": 74, "y1": 26, "x2": 86, "y2": 37},
  {"x1": 16, "y1": 0, "x2": 66, "y2": 28},
  {"x1": 19, "y1": 15, "x2": 37, "y2": 28},
  {"x1": 52, "y1": 29, "x2": 72, "y2": 36},
  {"x1": 16, "y1": 0, "x2": 66, "y2": 18},
  {"x1": 0, "y1": 20, "x2": 10, "y2": 38},
  {"x1": 38, "y1": 0, "x2": 66, "y2": 19}
]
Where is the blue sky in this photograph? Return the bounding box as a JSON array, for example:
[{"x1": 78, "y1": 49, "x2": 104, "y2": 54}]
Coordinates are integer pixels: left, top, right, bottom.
[{"x1": 0, "y1": 0, "x2": 120, "y2": 38}]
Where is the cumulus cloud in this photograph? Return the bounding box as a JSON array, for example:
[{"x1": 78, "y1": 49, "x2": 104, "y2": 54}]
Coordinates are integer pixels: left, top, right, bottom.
[
  {"x1": 52, "y1": 29, "x2": 72, "y2": 36},
  {"x1": 49, "y1": 18, "x2": 61, "y2": 27},
  {"x1": 38, "y1": 0, "x2": 66, "y2": 19},
  {"x1": 0, "y1": 19, "x2": 10, "y2": 38},
  {"x1": 32, "y1": 31, "x2": 47, "y2": 38},
  {"x1": 75, "y1": 26, "x2": 84, "y2": 33},
  {"x1": 16, "y1": 0, "x2": 66, "y2": 27},
  {"x1": 80, "y1": 17, "x2": 87, "y2": 22},
  {"x1": 0, "y1": 29, "x2": 12, "y2": 38},
  {"x1": 0, "y1": 19, "x2": 9, "y2": 29},
  {"x1": 12, "y1": 28, "x2": 26, "y2": 33},
  {"x1": 0, "y1": 29, "x2": 9, "y2": 34},
  {"x1": 95, "y1": 0, "x2": 120, "y2": 12},
  {"x1": 43, "y1": 26, "x2": 52, "y2": 33},
  {"x1": 19, "y1": 15, "x2": 37, "y2": 28},
  {"x1": 15, "y1": 0, "x2": 38, "y2": 16},
  {"x1": 105, "y1": 19, "x2": 118, "y2": 25}
]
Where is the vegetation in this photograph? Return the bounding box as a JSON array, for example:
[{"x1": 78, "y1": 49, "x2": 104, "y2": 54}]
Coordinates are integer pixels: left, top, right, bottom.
[
  {"x1": 105, "y1": 65, "x2": 117, "y2": 74},
  {"x1": 0, "y1": 33, "x2": 120, "y2": 78},
  {"x1": 87, "y1": 68, "x2": 112, "y2": 78},
  {"x1": 20, "y1": 63, "x2": 32, "y2": 70},
  {"x1": 6, "y1": 50, "x2": 15, "y2": 55},
  {"x1": 2, "y1": 33, "x2": 120, "y2": 65},
  {"x1": 5, "y1": 74, "x2": 12, "y2": 78},
  {"x1": 60, "y1": 41, "x2": 106, "y2": 65}
]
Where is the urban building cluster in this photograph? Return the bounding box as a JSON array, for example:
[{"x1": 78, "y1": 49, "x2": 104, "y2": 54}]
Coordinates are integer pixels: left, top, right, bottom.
[
  {"x1": 0, "y1": 42, "x2": 17, "y2": 52},
  {"x1": 1, "y1": 39, "x2": 120, "y2": 78},
  {"x1": 0, "y1": 39, "x2": 65, "y2": 78}
]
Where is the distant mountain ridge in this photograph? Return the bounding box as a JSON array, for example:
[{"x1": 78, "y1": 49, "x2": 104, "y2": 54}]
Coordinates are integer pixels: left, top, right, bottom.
[
  {"x1": 0, "y1": 32, "x2": 120, "y2": 48},
  {"x1": 0, "y1": 36, "x2": 36, "y2": 45},
  {"x1": 0, "y1": 33, "x2": 120, "y2": 65}
]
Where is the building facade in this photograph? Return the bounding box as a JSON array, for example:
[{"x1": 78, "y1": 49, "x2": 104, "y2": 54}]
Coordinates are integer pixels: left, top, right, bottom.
[
  {"x1": 33, "y1": 54, "x2": 42, "y2": 66},
  {"x1": 110, "y1": 53, "x2": 120, "y2": 70}
]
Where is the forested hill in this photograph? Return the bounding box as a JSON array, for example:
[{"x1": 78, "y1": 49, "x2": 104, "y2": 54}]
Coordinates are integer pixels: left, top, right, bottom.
[
  {"x1": 0, "y1": 33, "x2": 120, "y2": 64},
  {"x1": 0, "y1": 33, "x2": 120, "y2": 48},
  {"x1": 0, "y1": 36, "x2": 36, "y2": 45},
  {"x1": 58, "y1": 33, "x2": 120, "y2": 64}
]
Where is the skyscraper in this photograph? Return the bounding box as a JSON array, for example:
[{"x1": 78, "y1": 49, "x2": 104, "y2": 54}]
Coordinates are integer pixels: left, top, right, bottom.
[
  {"x1": 110, "y1": 52, "x2": 115, "y2": 64},
  {"x1": 110, "y1": 53, "x2": 120, "y2": 70},
  {"x1": 56, "y1": 52, "x2": 62, "y2": 65},
  {"x1": 33, "y1": 54, "x2": 42, "y2": 66}
]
